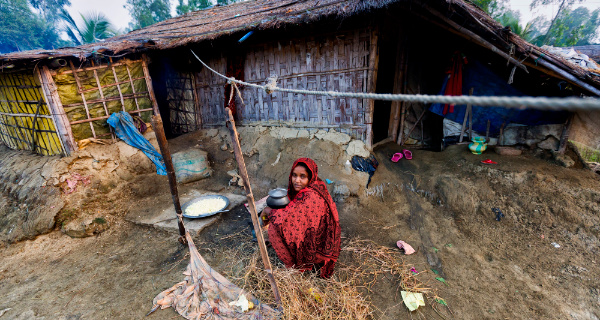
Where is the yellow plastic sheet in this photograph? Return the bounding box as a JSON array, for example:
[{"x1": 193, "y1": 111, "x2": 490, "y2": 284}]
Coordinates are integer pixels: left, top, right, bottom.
[{"x1": 401, "y1": 291, "x2": 425, "y2": 312}]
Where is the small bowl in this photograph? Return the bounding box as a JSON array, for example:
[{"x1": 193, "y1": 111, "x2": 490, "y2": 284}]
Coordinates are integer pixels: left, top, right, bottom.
[{"x1": 266, "y1": 188, "x2": 290, "y2": 209}]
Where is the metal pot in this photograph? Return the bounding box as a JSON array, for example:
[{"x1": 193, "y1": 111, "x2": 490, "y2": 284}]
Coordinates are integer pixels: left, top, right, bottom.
[{"x1": 266, "y1": 188, "x2": 290, "y2": 209}]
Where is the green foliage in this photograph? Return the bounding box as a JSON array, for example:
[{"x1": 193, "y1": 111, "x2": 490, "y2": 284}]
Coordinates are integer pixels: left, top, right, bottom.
[
  {"x1": 0, "y1": 0, "x2": 67, "y2": 53},
  {"x1": 125, "y1": 0, "x2": 172, "y2": 30},
  {"x1": 176, "y1": 0, "x2": 212, "y2": 15},
  {"x1": 29, "y1": 0, "x2": 70, "y2": 22},
  {"x1": 471, "y1": 0, "x2": 508, "y2": 19},
  {"x1": 530, "y1": 6, "x2": 600, "y2": 46},
  {"x1": 60, "y1": 8, "x2": 116, "y2": 45},
  {"x1": 175, "y1": 0, "x2": 238, "y2": 15}
]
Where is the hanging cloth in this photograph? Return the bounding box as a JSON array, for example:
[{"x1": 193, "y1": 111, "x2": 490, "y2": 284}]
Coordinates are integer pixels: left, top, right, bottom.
[{"x1": 443, "y1": 52, "x2": 468, "y2": 115}]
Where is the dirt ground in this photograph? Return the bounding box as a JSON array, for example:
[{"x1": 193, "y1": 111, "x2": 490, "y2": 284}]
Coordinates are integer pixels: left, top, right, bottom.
[{"x1": 0, "y1": 132, "x2": 599, "y2": 319}]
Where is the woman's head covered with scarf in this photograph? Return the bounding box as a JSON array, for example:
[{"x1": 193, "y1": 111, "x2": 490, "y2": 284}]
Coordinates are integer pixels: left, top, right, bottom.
[{"x1": 287, "y1": 158, "x2": 320, "y2": 201}]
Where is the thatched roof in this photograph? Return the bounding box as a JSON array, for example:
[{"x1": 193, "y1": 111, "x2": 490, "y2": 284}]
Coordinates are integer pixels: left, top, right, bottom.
[{"x1": 1, "y1": 0, "x2": 599, "y2": 94}]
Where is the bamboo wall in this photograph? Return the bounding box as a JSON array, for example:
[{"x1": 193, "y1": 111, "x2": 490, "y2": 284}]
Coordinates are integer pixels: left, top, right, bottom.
[
  {"x1": 51, "y1": 59, "x2": 154, "y2": 141},
  {"x1": 0, "y1": 71, "x2": 65, "y2": 155},
  {"x1": 165, "y1": 28, "x2": 373, "y2": 141}
]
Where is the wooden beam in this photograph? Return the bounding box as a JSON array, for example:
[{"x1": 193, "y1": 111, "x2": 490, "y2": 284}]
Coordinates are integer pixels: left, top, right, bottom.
[
  {"x1": 142, "y1": 54, "x2": 160, "y2": 115},
  {"x1": 417, "y1": 7, "x2": 528, "y2": 73},
  {"x1": 558, "y1": 113, "x2": 574, "y2": 154}
]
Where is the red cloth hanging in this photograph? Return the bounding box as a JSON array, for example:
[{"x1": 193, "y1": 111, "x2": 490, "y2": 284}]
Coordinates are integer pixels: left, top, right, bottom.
[
  {"x1": 443, "y1": 52, "x2": 468, "y2": 115},
  {"x1": 224, "y1": 54, "x2": 245, "y2": 118}
]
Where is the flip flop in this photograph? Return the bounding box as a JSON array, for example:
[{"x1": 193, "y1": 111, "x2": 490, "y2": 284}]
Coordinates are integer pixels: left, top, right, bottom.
[
  {"x1": 403, "y1": 149, "x2": 413, "y2": 160},
  {"x1": 481, "y1": 159, "x2": 498, "y2": 164},
  {"x1": 391, "y1": 152, "x2": 403, "y2": 162}
]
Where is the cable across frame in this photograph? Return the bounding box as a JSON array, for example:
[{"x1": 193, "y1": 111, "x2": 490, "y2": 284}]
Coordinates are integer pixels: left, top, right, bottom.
[{"x1": 191, "y1": 50, "x2": 600, "y2": 112}]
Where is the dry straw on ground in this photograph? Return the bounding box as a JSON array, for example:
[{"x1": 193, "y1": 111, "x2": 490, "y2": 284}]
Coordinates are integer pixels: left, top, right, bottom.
[{"x1": 202, "y1": 234, "x2": 449, "y2": 320}]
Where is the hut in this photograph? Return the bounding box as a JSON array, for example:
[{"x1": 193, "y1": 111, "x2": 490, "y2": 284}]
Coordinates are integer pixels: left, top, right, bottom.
[{"x1": 1, "y1": 0, "x2": 599, "y2": 158}]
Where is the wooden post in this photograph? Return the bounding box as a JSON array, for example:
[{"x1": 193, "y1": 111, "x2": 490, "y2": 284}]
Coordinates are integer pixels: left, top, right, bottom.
[
  {"x1": 498, "y1": 122, "x2": 506, "y2": 146},
  {"x1": 224, "y1": 107, "x2": 282, "y2": 310},
  {"x1": 485, "y1": 119, "x2": 491, "y2": 142},
  {"x1": 152, "y1": 114, "x2": 187, "y2": 244},
  {"x1": 558, "y1": 113, "x2": 574, "y2": 154},
  {"x1": 365, "y1": 26, "x2": 380, "y2": 150},
  {"x1": 458, "y1": 103, "x2": 469, "y2": 143},
  {"x1": 142, "y1": 54, "x2": 160, "y2": 115},
  {"x1": 390, "y1": 33, "x2": 407, "y2": 142},
  {"x1": 467, "y1": 88, "x2": 474, "y2": 140},
  {"x1": 190, "y1": 72, "x2": 202, "y2": 130},
  {"x1": 37, "y1": 66, "x2": 77, "y2": 154}
]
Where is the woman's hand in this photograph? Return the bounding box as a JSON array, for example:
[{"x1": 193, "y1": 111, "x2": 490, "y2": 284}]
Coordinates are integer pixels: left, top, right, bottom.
[{"x1": 261, "y1": 207, "x2": 272, "y2": 228}]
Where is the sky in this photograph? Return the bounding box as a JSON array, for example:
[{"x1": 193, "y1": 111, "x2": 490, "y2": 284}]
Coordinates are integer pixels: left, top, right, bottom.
[{"x1": 66, "y1": 0, "x2": 600, "y2": 33}]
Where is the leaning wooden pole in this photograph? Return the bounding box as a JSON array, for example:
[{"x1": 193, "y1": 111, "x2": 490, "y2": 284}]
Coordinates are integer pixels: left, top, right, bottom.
[
  {"x1": 224, "y1": 107, "x2": 282, "y2": 311},
  {"x1": 152, "y1": 114, "x2": 187, "y2": 245}
]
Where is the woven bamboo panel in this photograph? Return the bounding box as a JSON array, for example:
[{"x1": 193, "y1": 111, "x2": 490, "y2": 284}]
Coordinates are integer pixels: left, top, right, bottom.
[
  {"x1": 52, "y1": 59, "x2": 153, "y2": 141},
  {"x1": 190, "y1": 30, "x2": 370, "y2": 139},
  {"x1": 193, "y1": 55, "x2": 227, "y2": 126},
  {"x1": 165, "y1": 70, "x2": 201, "y2": 135},
  {"x1": 0, "y1": 71, "x2": 64, "y2": 155}
]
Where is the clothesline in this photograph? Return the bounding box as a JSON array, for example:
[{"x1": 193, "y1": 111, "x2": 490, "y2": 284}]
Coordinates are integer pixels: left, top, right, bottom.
[{"x1": 190, "y1": 50, "x2": 600, "y2": 111}]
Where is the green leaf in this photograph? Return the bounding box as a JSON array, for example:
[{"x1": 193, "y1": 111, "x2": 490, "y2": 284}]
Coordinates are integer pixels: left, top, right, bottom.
[
  {"x1": 431, "y1": 269, "x2": 439, "y2": 275},
  {"x1": 432, "y1": 247, "x2": 439, "y2": 253},
  {"x1": 435, "y1": 298, "x2": 448, "y2": 306},
  {"x1": 436, "y1": 277, "x2": 449, "y2": 286},
  {"x1": 445, "y1": 243, "x2": 453, "y2": 248}
]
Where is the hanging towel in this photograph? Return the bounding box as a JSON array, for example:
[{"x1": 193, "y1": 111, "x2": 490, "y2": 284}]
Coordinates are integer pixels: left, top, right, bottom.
[{"x1": 107, "y1": 111, "x2": 167, "y2": 175}]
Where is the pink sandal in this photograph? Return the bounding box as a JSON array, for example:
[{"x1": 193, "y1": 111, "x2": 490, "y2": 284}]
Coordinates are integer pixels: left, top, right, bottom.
[
  {"x1": 391, "y1": 153, "x2": 403, "y2": 162},
  {"x1": 403, "y1": 149, "x2": 413, "y2": 160}
]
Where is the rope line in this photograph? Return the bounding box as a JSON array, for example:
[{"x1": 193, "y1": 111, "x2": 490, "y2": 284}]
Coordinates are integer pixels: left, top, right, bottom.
[{"x1": 191, "y1": 50, "x2": 600, "y2": 111}]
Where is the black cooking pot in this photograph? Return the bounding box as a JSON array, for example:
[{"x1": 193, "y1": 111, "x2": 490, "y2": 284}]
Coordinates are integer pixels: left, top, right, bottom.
[{"x1": 266, "y1": 188, "x2": 290, "y2": 209}]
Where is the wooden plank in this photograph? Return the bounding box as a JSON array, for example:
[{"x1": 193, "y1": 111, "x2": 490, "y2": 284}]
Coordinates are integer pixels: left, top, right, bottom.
[
  {"x1": 365, "y1": 26, "x2": 379, "y2": 150},
  {"x1": 190, "y1": 72, "x2": 202, "y2": 130},
  {"x1": 391, "y1": 32, "x2": 407, "y2": 142}
]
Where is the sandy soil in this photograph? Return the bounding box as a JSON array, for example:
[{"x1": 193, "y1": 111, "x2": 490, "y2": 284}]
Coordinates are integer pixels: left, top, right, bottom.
[{"x1": 0, "y1": 135, "x2": 599, "y2": 319}]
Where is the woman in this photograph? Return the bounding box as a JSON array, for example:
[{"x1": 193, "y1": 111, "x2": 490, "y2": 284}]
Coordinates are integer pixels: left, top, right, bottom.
[{"x1": 263, "y1": 158, "x2": 341, "y2": 278}]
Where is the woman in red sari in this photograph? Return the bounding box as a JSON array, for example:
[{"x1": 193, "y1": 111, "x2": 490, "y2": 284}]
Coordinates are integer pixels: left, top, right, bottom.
[{"x1": 262, "y1": 158, "x2": 341, "y2": 278}]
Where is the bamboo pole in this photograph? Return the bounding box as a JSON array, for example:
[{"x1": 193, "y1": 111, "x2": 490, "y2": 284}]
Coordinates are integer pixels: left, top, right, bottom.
[
  {"x1": 152, "y1": 114, "x2": 187, "y2": 244},
  {"x1": 190, "y1": 72, "x2": 202, "y2": 130},
  {"x1": 125, "y1": 65, "x2": 142, "y2": 112},
  {"x1": 459, "y1": 103, "x2": 469, "y2": 143},
  {"x1": 142, "y1": 54, "x2": 160, "y2": 115},
  {"x1": 421, "y1": 6, "x2": 528, "y2": 74},
  {"x1": 224, "y1": 107, "x2": 282, "y2": 311},
  {"x1": 485, "y1": 119, "x2": 491, "y2": 142},
  {"x1": 53, "y1": 61, "x2": 129, "y2": 75},
  {"x1": 468, "y1": 88, "x2": 474, "y2": 140},
  {"x1": 69, "y1": 61, "x2": 96, "y2": 138}
]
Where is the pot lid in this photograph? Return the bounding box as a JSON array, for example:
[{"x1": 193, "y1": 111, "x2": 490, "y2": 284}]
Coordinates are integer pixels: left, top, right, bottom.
[{"x1": 268, "y1": 188, "x2": 288, "y2": 198}]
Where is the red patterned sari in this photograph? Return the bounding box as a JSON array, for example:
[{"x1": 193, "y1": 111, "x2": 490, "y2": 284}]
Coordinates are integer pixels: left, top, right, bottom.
[{"x1": 267, "y1": 158, "x2": 341, "y2": 278}]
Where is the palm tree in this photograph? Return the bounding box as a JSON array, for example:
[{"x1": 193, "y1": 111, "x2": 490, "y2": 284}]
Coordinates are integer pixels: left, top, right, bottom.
[{"x1": 60, "y1": 9, "x2": 117, "y2": 45}]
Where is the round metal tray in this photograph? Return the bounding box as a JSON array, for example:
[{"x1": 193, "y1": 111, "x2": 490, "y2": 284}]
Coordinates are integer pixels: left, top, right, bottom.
[{"x1": 181, "y1": 195, "x2": 230, "y2": 219}]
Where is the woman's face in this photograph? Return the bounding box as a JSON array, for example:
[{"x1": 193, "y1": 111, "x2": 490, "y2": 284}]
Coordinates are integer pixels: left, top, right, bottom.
[{"x1": 291, "y1": 165, "x2": 310, "y2": 192}]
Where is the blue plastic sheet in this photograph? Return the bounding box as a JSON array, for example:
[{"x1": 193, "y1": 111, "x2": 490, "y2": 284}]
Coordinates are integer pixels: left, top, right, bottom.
[
  {"x1": 430, "y1": 60, "x2": 568, "y2": 136},
  {"x1": 107, "y1": 111, "x2": 167, "y2": 175}
]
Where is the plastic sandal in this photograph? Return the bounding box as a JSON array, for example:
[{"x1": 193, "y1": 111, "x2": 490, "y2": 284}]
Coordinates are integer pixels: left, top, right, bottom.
[
  {"x1": 391, "y1": 153, "x2": 403, "y2": 162},
  {"x1": 403, "y1": 149, "x2": 413, "y2": 160},
  {"x1": 481, "y1": 159, "x2": 498, "y2": 164}
]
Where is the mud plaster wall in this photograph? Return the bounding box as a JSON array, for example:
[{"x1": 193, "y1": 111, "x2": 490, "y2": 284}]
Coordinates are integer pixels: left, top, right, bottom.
[
  {"x1": 0, "y1": 131, "x2": 159, "y2": 243},
  {"x1": 570, "y1": 110, "x2": 600, "y2": 150},
  {"x1": 198, "y1": 125, "x2": 372, "y2": 200}
]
